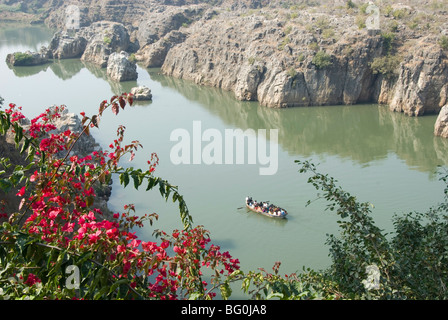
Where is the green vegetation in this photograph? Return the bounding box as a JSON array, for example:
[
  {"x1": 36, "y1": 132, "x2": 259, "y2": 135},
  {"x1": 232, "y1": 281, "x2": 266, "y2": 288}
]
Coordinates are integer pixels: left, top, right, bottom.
[
  {"x1": 387, "y1": 20, "x2": 399, "y2": 33},
  {"x1": 103, "y1": 36, "x2": 112, "y2": 45},
  {"x1": 439, "y1": 35, "x2": 448, "y2": 51},
  {"x1": 278, "y1": 36, "x2": 291, "y2": 51},
  {"x1": 287, "y1": 67, "x2": 297, "y2": 78},
  {"x1": 369, "y1": 55, "x2": 401, "y2": 79},
  {"x1": 322, "y1": 28, "x2": 335, "y2": 39},
  {"x1": 13, "y1": 52, "x2": 34, "y2": 66},
  {"x1": 128, "y1": 53, "x2": 137, "y2": 63},
  {"x1": 308, "y1": 41, "x2": 319, "y2": 52},
  {"x1": 284, "y1": 25, "x2": 293, "y2": 35},
  {"x1": 355, "y1": 15, "x2": 366, "y2": 29},
  {"x1": 312, "y1": 50, "x2": 332, "y2": 69},
  {"x1": 294, "y1": 160, "x2": 448, "y2": 299},
  {"x1": 391, "y1": 8, "x2": 408, "y2": 20},
  {"x1": 381, "y1": 32, "x2": 396, "y2": 54},
  {"x1": 368, "y1": 31, "x2": 401, "y2": 79},
  {"x1": 346, "y1": 0, "x2": 356, "y2": 9},
  {"x1": 0, "y1": 3, "x2": 22, "y2": 13},
  {"x1": 359, "y1": 3, "x2": 369, "y2": 14}
]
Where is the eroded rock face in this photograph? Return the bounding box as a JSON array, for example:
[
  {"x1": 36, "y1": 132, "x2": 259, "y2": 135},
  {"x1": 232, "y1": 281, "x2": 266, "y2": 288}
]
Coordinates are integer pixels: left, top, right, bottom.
[
  {"x1": 386, "y1": 39, "x2": 448, "y2": 116},
  {"x1": 137, "y1": 30, "x2": 188, "y2": 68},
  {"x1": 106, "y1": 51, "x2": 137, "y2": 82},
  {"x1": 79, "y1": 21, "x2": 131, "y2": 67},
  {"x1": 162, "y1": 14, "x2": 383, "y2": 108},
  {"x1": 80, "y1": 40, "x2": 111, "y2": 67},
  {"x1": 435, "y1": 105, "x2": 448, "y2": 138},
  {"x1": 161, "y1": 9, "x2": 447, "y2": 117},
  {"x1": 47, "y1": 32, "x2": 88, "y2": 59},
  {"x1": 43, "y1": 21, "x2": 131, "y2": 68},
  {"x1": 136, "y1": 5, "x2": 205, "y2": 46},
  {"x1": 81, "y1": 21, "x2": 131, "y2": 53}
]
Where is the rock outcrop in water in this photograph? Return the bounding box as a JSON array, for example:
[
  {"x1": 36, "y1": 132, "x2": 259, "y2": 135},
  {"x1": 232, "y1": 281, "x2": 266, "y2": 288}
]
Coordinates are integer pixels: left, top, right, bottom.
[
  {"x1": 6, "y1": 50, "x2": 49, "y2": 66},
  {"x1": 137, "y1": 30, "x2": 188, "y2": 68},
  {"x1": 130, "y1": 85, "x2": 152, "y2": 100}
]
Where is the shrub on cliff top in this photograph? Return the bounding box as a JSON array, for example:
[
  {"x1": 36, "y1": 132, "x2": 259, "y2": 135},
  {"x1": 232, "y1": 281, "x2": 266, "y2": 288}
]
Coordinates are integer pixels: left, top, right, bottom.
[
  {"x1": 369, "y1": 54, "x2": 401, "y2": 79},
  {"x1": 312, "y1": 50, "x2": 332, "y2": 69},
  {"x1": 439, "y1": 35, "x2": 448, "y2": 51}
]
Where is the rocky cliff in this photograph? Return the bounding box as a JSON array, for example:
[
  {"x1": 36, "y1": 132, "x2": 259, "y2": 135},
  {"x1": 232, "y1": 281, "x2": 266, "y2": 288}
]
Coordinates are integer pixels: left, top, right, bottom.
[{"x1": 160, "y1": 6, "x2": 448, "y2": 116}]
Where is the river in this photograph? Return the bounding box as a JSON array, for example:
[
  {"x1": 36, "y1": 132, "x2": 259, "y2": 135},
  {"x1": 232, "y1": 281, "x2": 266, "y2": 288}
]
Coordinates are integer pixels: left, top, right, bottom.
[{"x1": 1, "y1": 24, "x2": 448, "y2": 297}]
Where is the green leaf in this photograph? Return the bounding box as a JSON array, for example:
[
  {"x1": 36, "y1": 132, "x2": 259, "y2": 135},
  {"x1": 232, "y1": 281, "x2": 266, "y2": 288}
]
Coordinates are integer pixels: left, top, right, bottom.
[
  {"x1": 94, "y1": 286, "x2": 110, "y2": 300},
  {"x1": 119, "y1": 172, "x2": 130, "y2": 188},
  {"x1": 0, "y1": 179, "x2": 12, "y2": 193},
  {"x1": 20, "y1": 138, "x2": 30, "y2": 154},
  {"x1": 146, "y1": 177, "x2": 158, "y2": 191},
  {"x1": 132, "y1": 173, "x2": 142, "y2": 190},
  {"x1": 188, "y1": 292, "x2": 203, "y2": 300},
  {"x1": 108, "y1": 279, "x2": 129, "y2": 296},
  {"x1": 220, "y1": 283, "x2": 232, "y2": 300}
]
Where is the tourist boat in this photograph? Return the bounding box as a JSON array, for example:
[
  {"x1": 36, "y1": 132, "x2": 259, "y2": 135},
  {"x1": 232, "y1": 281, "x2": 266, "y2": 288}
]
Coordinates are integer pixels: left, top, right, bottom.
[{"x1": 245, "y1": 197, "x2": 288, "y2": 219}]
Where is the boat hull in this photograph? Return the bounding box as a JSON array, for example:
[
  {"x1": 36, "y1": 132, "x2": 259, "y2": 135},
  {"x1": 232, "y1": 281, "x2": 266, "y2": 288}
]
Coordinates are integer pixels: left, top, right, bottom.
[{"x1": 246, "y1": 204, "x2": 287, "y2": 219}]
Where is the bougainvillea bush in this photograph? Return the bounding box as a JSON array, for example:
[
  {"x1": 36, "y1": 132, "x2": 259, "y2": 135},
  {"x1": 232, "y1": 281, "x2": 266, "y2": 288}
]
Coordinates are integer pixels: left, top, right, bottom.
[{"x1": 0, "y1": 94, "x2": 240, "y2": 300}]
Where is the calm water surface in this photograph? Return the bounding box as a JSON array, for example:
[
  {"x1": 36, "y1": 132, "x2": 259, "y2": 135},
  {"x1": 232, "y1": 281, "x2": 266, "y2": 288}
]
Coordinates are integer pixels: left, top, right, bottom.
[{"x1": 1, "y1": 24, "x2": 448, "y2": 296}]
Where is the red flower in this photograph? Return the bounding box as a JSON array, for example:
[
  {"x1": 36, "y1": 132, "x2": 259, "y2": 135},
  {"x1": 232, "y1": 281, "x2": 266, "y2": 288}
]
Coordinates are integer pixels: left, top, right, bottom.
[
  {"x1": 24, "y1": 273, "x2": 41, "y2": 286},
  {"x1": 16, "y1": 186, "x2": 25, "y2": 197}
]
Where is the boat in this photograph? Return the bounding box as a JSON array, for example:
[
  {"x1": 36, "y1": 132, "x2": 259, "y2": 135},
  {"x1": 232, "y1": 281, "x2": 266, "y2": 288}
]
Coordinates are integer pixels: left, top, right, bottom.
[{"x1": 245, "y1": 197, "x2": 288, "y2": 219}]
